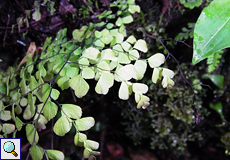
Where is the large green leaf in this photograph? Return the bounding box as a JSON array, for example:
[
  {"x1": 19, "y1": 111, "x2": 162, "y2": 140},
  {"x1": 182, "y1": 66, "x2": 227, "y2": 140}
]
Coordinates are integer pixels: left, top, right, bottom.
[
  {"x1": 192, "y1": 0, "x2": 230, "y2": 65},
  {"x1": 203, "y1": 74, "x2": 224, "y2": 89},
  {"x1": 210, "y1": 102, "x2": 225, "y2": 121}
]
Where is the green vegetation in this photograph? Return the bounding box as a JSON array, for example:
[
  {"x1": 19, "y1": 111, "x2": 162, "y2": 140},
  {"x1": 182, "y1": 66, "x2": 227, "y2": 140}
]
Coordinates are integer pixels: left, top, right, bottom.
[{"x1": 0, "y1": 0, "x2": 230, "y2": 159}]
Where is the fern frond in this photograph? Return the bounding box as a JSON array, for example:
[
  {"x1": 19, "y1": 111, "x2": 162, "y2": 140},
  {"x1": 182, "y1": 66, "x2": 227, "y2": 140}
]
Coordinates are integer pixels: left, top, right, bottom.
[
  {"x1": 175, "y1": 23, "x2": 195, "y2": 40},
  {"x1": 207, "y1": 50, "x2": 223, "y2": 72}
]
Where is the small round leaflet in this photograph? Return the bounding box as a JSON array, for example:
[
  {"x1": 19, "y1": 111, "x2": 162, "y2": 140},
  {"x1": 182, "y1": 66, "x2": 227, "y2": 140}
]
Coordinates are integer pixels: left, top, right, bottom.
[{"x1": 3, "y1": 141, "x2": 18, "y2": 157}]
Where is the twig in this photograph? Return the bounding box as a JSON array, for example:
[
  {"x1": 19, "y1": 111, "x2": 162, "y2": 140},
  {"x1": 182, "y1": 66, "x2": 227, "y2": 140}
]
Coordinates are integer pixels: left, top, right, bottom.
[
  {"x1": 3, "y1": 14, "x2": 10, "y2": 47},
  {"x1": 161, "y1": 38, "x2": 192, "y2": 48},
  {"x1": 14, "y1": 0, "x2": 25, "y2": 13}
]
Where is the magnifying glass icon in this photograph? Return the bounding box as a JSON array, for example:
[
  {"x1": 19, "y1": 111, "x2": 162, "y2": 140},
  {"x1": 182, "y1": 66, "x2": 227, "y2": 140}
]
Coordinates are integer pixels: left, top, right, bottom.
[{"x1": 3, "y1": 141, "x2": 18, "y2": 157}]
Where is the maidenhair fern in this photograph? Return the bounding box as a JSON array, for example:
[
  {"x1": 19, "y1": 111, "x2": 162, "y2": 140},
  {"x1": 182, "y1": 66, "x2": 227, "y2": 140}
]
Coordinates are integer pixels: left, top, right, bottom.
[{"x1": 0, "y1": 0, "x2": 175, "y2": 159}]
